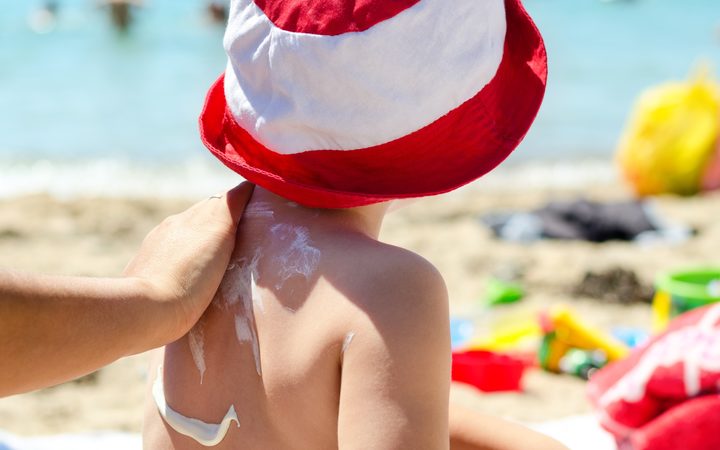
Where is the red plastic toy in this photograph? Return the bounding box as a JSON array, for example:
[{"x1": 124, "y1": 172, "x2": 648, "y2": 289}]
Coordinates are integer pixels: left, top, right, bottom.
[{"x1": 451, "y1": 350, "x2": 528, "y2": 392}]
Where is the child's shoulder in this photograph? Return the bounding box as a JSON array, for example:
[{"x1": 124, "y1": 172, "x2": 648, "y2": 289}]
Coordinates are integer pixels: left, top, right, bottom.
[
  {"x1": 366, "y1": 242, "x2": 447, "y2": 307},
  {"x1": 332, "y1": 239, "x2": 451, "y2": 442},
  {"x1": 327, "y1": 236, "x2": 449, "y2": 336}
]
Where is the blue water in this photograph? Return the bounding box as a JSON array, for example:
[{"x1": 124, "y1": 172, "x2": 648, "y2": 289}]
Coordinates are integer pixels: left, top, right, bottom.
[
  {"x1": 0, "y1": 0, "x2": 719, "y2": 171},
  {"x1": 0, "y1": 0, "x2": 226, "y2": 163},
  {"x1": 524, "y1": 0, "x2": 720, "y2": 160}
]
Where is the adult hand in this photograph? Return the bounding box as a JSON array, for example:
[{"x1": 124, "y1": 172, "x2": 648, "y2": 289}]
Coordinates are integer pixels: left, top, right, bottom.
[
  {"x1": 124, "y1": 182, "x2": 254, "y2": 340},
  {"x1": 0, "y1": 182, "x2": 253, "y2": 397}
]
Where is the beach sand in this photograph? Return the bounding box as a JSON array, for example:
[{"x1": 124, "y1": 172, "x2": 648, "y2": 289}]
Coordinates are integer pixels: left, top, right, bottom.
[{"x1": 0, "y1": 182, "x2": 718, "y2": 435}]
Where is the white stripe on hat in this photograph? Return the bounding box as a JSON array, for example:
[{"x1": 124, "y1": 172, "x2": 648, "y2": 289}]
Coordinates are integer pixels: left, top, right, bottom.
[{"x1": 223, "y1": 0, "x2": 506, "y2": 155}]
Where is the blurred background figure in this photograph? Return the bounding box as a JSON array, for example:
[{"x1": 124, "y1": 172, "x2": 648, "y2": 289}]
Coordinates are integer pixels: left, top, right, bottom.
[
  {"x1": 206, "y1": 1, "x2": 227, "y2": 25},
  {"x1": 28, "y1": 1, "x2": 59, "y2": 34},
  {"x1": 100, "y1": 0, "x2": 143, "y2": 32}
]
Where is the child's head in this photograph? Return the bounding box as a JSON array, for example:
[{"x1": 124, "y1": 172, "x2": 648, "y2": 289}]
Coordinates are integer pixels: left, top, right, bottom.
[{"x1": 200, "y1": 0, "x2": 547, "y2": 209}]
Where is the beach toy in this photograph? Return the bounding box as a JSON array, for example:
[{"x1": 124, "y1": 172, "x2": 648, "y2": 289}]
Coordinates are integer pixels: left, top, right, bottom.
[
  {"x1": 450, "y1": 317, "x2": 475, "y2": 350},
  {"x1": 484, "y1": 277, "x2": 525, "y2": 306},
  {"x1": 538, "y1": 306, "x2": 629, "y2": 373},
  {"x1": 588, "y1": 304, "x2": 720, "y2": 450},
  {"x1": 702, "y1": 135, "x2": 720, "y2": 191},
  {"x1": 652, "y1": 267, "x2": 720, "y2": 331},
  {"x1": 467, "y1": 317, "x2": 541, "y2": 353},
  {"x1": 558, "y1": 348, "x2": 607, "y2": 380},
  {"x1": 451, "y1": 350, "x2": 528, "y2": 392},
  {"x1": 617, "y1": 66, "x2": 720, "y2": 196},
  {"x1": 611, "y1": 326, "x2": 650, "y2": 348}
]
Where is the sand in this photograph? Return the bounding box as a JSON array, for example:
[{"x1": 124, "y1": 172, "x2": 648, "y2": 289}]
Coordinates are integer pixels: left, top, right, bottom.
[{"x1": 0, "y1": 182, "x2": 718, "y2": 435}]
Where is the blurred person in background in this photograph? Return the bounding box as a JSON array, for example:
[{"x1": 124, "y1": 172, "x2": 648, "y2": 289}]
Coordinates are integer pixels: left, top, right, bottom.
[
  {"x1": 100, "y1": 0, "x2": 144, "y2": 32},
  {"x1": 28, "y1": 1, "x2": 59, "y2": 33},
  {"x1": 206, "y1": 1, "x2": 228, "y2": 25}
]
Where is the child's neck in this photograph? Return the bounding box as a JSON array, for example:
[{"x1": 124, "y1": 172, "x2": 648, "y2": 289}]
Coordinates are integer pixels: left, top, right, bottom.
[{"x1": 249, "y1": 187, "x2": 389, "y2": 240}]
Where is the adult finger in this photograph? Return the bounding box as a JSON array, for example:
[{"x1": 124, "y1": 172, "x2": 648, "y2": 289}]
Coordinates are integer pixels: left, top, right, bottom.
[{"x1": 223, "y1": 182, "x2": 255, "y2": 227}]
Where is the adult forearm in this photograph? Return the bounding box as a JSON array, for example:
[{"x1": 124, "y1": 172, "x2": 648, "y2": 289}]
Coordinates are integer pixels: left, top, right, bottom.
[
  {"x1": 0, "y1": 184, "x2": 253, "y2": 397},
  {"x1": 0, "y1": 270, "x2": 173, "y2": 397}
]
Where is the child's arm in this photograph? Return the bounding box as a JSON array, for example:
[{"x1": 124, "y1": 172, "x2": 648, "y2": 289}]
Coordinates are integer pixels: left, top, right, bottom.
[
  {"x1": 337, "y1": 254, "x2": 451, "y2": 450},
  {"x1": 449, "y1": 404, "x2": 569, "y2": 450}
]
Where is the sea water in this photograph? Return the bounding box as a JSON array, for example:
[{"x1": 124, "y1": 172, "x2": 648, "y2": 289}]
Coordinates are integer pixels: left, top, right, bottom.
[{"x1": 0, "y1": 0, "x2": 719, "y2": 197}]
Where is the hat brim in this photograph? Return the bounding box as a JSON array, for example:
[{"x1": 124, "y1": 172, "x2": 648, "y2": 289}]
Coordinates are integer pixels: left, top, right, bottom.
[{"x1": 200, "y1": 0, "x2": 547, "y2": 209}]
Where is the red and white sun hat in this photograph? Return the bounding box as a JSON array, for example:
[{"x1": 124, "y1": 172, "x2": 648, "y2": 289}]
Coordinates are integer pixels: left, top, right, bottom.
[{"x1": 200, "y1": 0, "x2": 547, "y2": 208}]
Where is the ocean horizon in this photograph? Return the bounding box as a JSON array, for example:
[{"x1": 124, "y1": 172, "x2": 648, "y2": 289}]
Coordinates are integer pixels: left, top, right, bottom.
[{"x1": 1, "y1": 0, "x2": 719, "y2": 197}]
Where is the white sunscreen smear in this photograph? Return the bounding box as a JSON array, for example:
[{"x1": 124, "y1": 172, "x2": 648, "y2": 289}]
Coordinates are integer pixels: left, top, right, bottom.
[
  {"x1": 270, "y1": 224, "x2": 321, "y2": 290},
  {"x1": 234, "y1": 316, "x2": 253, "y2": 342},
  {"x1": 218, "y1": 264, "x2": 242, "y2": 309},
  {"x1": 211, "y1": 254, "x2": 265, "y2": 377},
  {"x1": 234, "y1": 312, "x2": 262, "y2": 376},
  {"x1": 152, "y1": 367, "x2": 239, "y2": 446},
  {"x1": 220, "y1": 253, "x2": 262, "y2": 309},
  {"x1": 187, "y1": 321, "x2": 207, "y2": 384},
  {"x1": 342, "y1": 332, "x2": 355, "y2": 355},
  {"x1": 244, "y1": 201, "x2": 275, "y2": 219},
  {"x1": 219, "y1": 254, "x2": 263, "y2": 376},
  {"x1": 251, "y1": 272, "x2": 264, "y2": 314}
]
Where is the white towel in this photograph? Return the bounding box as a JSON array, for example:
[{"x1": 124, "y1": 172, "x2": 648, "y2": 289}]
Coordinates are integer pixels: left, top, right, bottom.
[
  {"x1": 0, "y1": 415, "x2": 615, "y2": 450},
  {"x1": 529, "y1": 415, "x2": 616, "y2": 450},
  {"x1": 0, "y1": 431, "x2": 141, "y2": 450}
]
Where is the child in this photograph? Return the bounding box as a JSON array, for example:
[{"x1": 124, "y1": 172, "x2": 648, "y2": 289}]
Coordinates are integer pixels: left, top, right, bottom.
[{"x1": 144, "y1": 0, "x2": 565, "y2": 448}]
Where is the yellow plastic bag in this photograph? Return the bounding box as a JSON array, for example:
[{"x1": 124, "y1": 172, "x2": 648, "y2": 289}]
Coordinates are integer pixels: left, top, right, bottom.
[{"x1": 617, "y1": 68, "x2": 720, "y2": 196}]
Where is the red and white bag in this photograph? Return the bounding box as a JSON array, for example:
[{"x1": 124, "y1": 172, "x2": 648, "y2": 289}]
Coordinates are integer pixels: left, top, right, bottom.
[{"x1": 588, "y1": 304, "x2": 720, "y2": 450}]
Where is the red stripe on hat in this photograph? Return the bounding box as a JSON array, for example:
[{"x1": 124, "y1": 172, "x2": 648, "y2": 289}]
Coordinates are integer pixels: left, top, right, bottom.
[
  {"x1": 202, "y1": 0, "x2": 547, "y2": 208},
  {"x1": 252, "y1": 0, "x2": 420, "y2": 35}
]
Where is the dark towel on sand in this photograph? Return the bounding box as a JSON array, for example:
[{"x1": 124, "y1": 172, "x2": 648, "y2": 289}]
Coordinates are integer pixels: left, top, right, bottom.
[{"x1": 482, "y1": 199, "x2": 689, "y2": 243}]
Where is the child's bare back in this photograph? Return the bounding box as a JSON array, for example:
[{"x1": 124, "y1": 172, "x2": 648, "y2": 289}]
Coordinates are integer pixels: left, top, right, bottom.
[{"x1": 143, "y1": 187, "x2": 451, "y2": 449}]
